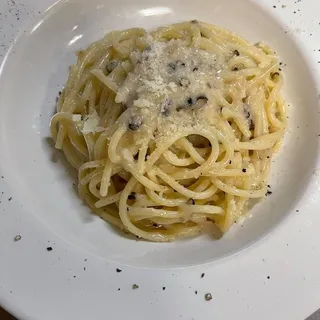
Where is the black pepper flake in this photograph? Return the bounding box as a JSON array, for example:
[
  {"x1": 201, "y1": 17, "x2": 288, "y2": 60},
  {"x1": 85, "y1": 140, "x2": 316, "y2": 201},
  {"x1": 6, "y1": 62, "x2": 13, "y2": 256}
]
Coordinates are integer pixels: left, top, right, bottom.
[
  {"x1": 128, "y1": 192, "x2": 136, "y2": 200},
  {"x1": 14, "y1": 235, "x2": 21, "y2": 242},
  {"x1": 232, "y1": 66, "x2": 238, "y2": 71},
  {"x1": 73, "y1": 276, "x2": 76, "y2": 278},
  {"x1": 273, "y1": 5, "x2": 276, "y2": 8},
  {"x1": 249, "y1": 119, "x2": 255, "y2": 131},
  {"x1": 168, "y1": 62, "x2": 176, "y2": 71},
  {"x1": 193, "y1": 67, "x2": 199, "y2": 72},
  {"x1": 118, "y1": 288, "x2": 121, "y2": 291},
  {"x1": 106, "y1": 60, "x2": 119, "y2": 73},
  {"x1": 132, "y1": 284, "x2": 139, "y2": 290},
  {"x1": 201, "y1": 273, "x2": 205, "y2": 278},
  {"x1": 176, "y1": 60, "x2": 186, "y2": 67},
  {"x1": 271, "y1": 72, "x2": 280, "y2": 79},
  {"x1": 84, "y1": 267, "x2": 86, "y2": 271},
  {"x1": 296, "y1": 209, "x2": 299, "y2": 212},
  {"x1": 205, "y1": 293, "x2": 212, "y2": 301},
  {"x1": 265, "y1": 191, "x2": 272, "y2": 196},
  {"x1": 229, "y1": 160, "x2": 232, "y2": 164},
  {"x1": 233, "y1": 50, "x2": 240, "y2": 56},
  {"x1": 84, "y1": 259, "x2": 87, "y2": 262},
  {"x1": 128, "y1": 116, "x2": 142, "y2": 131},
  {"x1": 162, "y1": 287, "x2": 166, "y2": 290},
  {"x1": 116, "y1": 268, "x2": 122, "y2": 273},
  {"x1": 47, "y1": 247, "x2": 53, "y2": 251},
  {"x1": 8, "y1": 197, "x2": 12, "y2": 201},
  {"x1": 242, "y1": 168, "x2": 247, "y2": 173},
  {"x1": 267, "y1": 276, "x2": 270, "y2": 279},
  {"x1": 187, "y1": 198, "x2": 195, "y2": 205},
  {"x1": 195, "y1": 290, "x2": 198, "y2": 295},
  {"x1": 58, "y1": 91, "x2": 62, "y2": 96},
  {"x1": 153, "y1": 223, "x2": 158, "y2": 227},
  {"x1": 187, "y1": 97, "x2": 194, "y2": 105},
  {"x1": 191, "y1": 20, "x2": 198, "y2": 24}
]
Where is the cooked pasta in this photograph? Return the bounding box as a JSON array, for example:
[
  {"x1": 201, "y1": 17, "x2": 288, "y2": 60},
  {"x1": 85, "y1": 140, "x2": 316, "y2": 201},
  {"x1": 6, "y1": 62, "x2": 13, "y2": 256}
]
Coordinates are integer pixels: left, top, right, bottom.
[{"x1": 50, "y1": 21, "x2": 287, "y2": 242}]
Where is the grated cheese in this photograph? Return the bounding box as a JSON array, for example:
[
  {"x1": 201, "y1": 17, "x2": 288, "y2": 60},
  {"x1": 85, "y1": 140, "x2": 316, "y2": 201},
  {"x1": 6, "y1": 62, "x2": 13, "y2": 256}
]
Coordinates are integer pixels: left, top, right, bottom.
[
  {"x1": 72, "y1": 114, "x2": 82, "y2": 122},
  {"x1": 81, "y1": 111, "x2": 104, "y2": 134}
]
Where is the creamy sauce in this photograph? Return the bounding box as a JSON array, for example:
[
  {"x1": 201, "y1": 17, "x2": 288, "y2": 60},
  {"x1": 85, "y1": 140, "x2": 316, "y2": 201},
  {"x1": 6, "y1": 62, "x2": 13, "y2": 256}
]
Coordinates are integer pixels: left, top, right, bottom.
[{"x1": 112, "y1": 36, "x2": 231, "y2": 147}]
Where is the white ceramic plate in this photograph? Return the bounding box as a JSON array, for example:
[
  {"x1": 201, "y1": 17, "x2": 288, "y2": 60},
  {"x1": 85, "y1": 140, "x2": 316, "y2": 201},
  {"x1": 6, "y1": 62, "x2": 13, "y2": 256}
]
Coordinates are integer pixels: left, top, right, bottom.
[{"x1": 1, "y1": 0, "x2": 320, "y2": 319}]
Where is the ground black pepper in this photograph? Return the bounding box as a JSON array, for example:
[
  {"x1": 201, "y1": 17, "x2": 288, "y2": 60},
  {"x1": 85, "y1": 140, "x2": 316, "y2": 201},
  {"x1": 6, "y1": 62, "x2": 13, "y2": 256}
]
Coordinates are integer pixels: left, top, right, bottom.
[
  {"x1": 176, "y1": 60, "x2": 186, "y2": 67},
  {"x1": 201, "y1": 273, "x2": 205, "y2": 278},
  {"x1": 205, "y1": 293, "x2": 212, "y2": 301},
  {"x1": 187, "y1": 97, "x2": 194, "y2": 105},
  {"x1": 106, "y1": 60, "x2": 119, "y2": 73},
  {"x1": 128, "y1": 192, "x2": 136, "y2": 200},
  {"x1": 249, "y1": 119, "x2": 255, "y2": 131},
  {"x1": 46, "y1": 247, "x2": 53, "y2": 251},
  {"x1": 168, "y1": 62, "x2": 176, "y2": 71},
  {"x1": 128, "y1": 116, "x2": 142, "y2": 131}
]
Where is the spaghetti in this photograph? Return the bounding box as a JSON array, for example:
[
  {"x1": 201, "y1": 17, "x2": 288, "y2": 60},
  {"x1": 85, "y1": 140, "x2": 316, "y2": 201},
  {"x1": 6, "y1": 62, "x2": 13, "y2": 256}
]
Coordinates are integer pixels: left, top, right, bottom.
[{"x1": 50, "y1": 21, "x2": 287, "y2": 242}]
